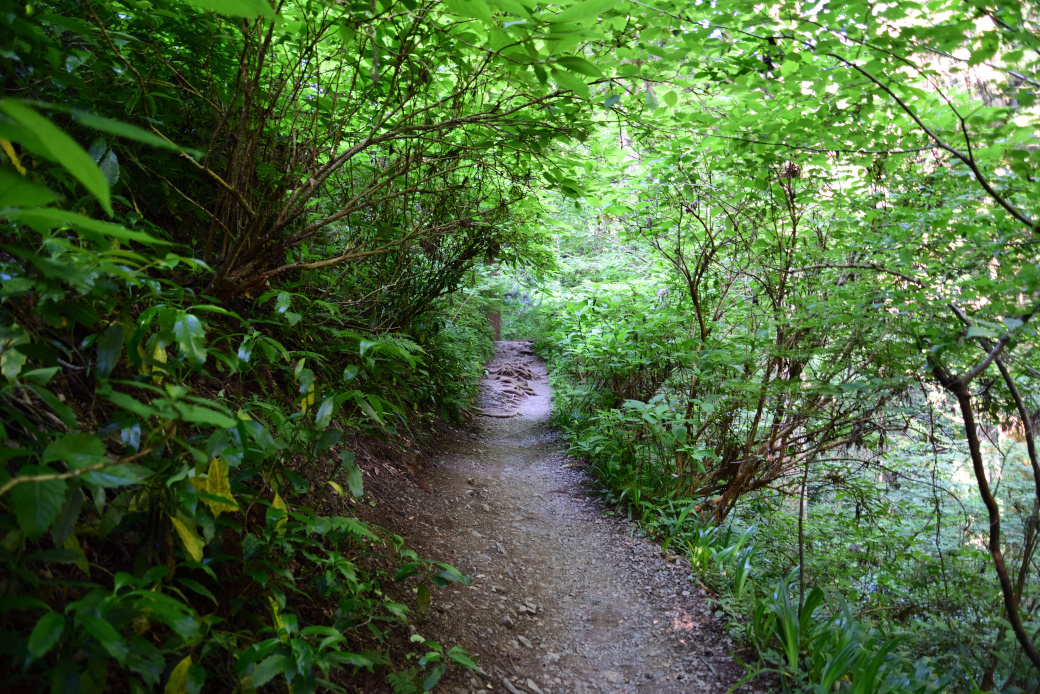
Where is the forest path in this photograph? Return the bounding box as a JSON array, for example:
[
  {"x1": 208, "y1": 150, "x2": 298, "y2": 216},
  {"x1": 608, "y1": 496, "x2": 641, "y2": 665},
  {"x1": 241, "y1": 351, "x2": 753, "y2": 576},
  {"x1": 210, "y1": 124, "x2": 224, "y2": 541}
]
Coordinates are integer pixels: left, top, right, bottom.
[{"x1": 364, "y1": 341, "x2": 742, "y2": 693}]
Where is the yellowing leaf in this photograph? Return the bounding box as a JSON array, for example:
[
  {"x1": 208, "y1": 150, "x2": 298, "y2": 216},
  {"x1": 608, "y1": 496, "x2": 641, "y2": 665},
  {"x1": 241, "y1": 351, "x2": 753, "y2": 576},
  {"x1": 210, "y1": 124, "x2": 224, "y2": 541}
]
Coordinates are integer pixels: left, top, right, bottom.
[
  {"x1": 326, "y1": 480, "x2": 343, "y2": 496},
  {"x1": 164, "y1": 655, "x2": 192, "y2": 694},
  {"x1": 269, "y1": 596, "x2": 288, "y2": 642},
  {"x1": 150, "y1": 343, "x2": 166, "y2": 384},
  {"x1": 190, "y1": 458, "x2": 238, "y2": 517},
  {"x1": 300, "y1": 384, "x2": 315, "y2": 413},
  {"x1": 169, "y1": 514, "x2": 204, "y2": 562},
  {"x1": 63, "y1": 532, "x2": 90, "y2": 577},
  {"x1": 271, "y1": 493, "x2": 287, "y2": 536},
  {"x1": 1, "y1": 138, "x2": 26, "y2": 175},
  {"x1": 145, "y1": 342, "x2": 168, "y2": 384}
]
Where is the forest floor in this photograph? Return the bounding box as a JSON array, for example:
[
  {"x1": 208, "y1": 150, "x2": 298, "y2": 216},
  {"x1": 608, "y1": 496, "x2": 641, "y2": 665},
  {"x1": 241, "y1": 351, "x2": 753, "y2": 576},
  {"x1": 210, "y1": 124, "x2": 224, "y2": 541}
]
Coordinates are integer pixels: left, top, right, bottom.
[{"x1": 357, "y1": 341, "x2": 746, "y2": 694}]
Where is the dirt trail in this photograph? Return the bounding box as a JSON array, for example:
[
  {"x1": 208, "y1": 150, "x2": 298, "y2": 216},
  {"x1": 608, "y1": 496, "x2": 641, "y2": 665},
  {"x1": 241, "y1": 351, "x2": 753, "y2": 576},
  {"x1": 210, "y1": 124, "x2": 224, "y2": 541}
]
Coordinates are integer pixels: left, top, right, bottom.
[{"x1": 362, "y1": 341, "x2": 742, "y2": 693}]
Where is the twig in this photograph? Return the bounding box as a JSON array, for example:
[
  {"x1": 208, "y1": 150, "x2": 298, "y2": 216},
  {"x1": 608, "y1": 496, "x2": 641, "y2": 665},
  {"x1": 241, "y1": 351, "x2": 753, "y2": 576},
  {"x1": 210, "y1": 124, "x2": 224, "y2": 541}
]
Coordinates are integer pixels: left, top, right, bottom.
[{"x1": 0, "y1": 446, "x2": 156, "y2": 500}]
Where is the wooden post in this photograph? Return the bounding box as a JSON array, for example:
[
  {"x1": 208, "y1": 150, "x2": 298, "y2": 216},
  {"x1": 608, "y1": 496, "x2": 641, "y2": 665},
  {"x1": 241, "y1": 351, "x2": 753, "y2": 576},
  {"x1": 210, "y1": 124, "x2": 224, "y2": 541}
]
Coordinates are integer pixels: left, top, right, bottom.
[
  {"x1": 486, "y1": 249, "x2": 501, "y2": 341},
  {"x1": 487, "y1": 309, "x2": 501, "y2": 341}
]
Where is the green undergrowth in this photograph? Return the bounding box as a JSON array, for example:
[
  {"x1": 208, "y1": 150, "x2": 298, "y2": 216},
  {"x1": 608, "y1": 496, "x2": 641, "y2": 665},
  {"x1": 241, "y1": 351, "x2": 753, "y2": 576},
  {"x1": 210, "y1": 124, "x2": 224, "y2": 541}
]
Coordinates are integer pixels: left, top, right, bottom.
[
  {"x1": 520, "y1": 241, "x2": 1029, "y2": 692},
  {"x1": 0, "y1": 118, "x2": 492, "y2": 694},
  {"x1": 541, "y1": 337, "x2": 953, "y2": 693}
]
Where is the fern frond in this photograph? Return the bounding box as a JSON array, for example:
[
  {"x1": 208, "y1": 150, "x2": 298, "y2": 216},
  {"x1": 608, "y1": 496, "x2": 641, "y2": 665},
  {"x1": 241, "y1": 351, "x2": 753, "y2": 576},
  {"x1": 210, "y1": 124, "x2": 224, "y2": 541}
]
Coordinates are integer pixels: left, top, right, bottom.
[{"x1": 387, "y1": 669, "x2": 421, "y2": 694}]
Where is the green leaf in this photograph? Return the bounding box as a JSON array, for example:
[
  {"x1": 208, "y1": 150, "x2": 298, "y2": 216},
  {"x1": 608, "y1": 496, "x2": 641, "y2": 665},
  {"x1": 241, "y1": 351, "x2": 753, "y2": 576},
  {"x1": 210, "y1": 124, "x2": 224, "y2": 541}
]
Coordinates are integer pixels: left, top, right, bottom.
[
  {"x1": 99, "y1": 387, "x2": 160, "y2": 419},
  {"x1": 555, "y1": 56, "x2": 603, "y2": 77},
  {"x1": 486, "y1": 0, "x2": 531, "y2": 17},
  {"x1": 21, "y1": 367, "x2": 59, "y2": 386},
  {"x1": 88, "y1": 137, "x2": 107, "y2": 163},
  {"x1": 343, "y1": 452, "x2": 364, "y2": 498},
  {"x1": 252, "y1": 653, "x2": 289, "y2": 688},
  {"x1": 355, "y1": 395, "x2": 384, "y2": 425},
  {"x1": 443, "y1": 0, "x2": 494, "y2": 24},
  {"x1": 2, "y1": 207, "x2": 164, "y2": 244},
  {"x1": 99, "y1": 149, "x2": 119, "y2": 187},
  {"x1": 431, "y1": 562, "x2": 470, "y2": 587},
  {"x1": 96, "y1": 323, "x2": 124, "y2": 377},
  {"x1": 79, "y1": 613, "x2": 129, "y2": 664},
  {"x1": 383, "y1": 601, "x2": 409, "y2": 618},
  {"x1": 27, "y1": 611, "x2": 65, "y2": 660},
  {"x1": 551, "y1": 0, "x2": 618, "y2": 23},
  {"x1": 176, "y1": 578, "x2": 218, "y2": 604},
  {"x1": 182, "y1": 0, "x2": 276, "y2": 19},
  {"x1": 27, "y1": 383, "x2": 78, "y2": 429},
  {"x1": 966, "y1": 326, "x2": 997, "y2": 339},
  {"x1": 43, "y1": 434, "x2": 106, "y2": 468},
  {"x1": 551, "y1": 68, "x2": 591, "y2": 99},
  {"x1": 416, "y1": 584, "x2": 430, "y2": 611},
  {"x1": 0, "y1": 167, "x2": 57, "y2": 208},
  {"x1": 173, "y1": 312, "x2": 207, "y2": 366},
  {"x1": 9, "y1": 466, "x2": 67, "y2": 540},
  {"x1": 51, "y1": 488, "x2": 84, "y2": 546},
  {"x1": 72, "y1": 111, "x2": 190, "y2": 153},
  {"x1": 0, "y1": 343, "x2": 26, "y2": 380},
  {"x1": 447, "y1": 646, "x2": 479, "y2": 669},
  {"x1": 1003, "y1": 317, "x2": 1024, "y2": 330},
  {"x1": 423, "y1": 663, "x2": 446, "y2": 691},
  {"x1": 174, "y1": 403, "x2": 236, "y2": 429},
  {"x1": 0, "y1": 100, "x2": 111, "y2": 215},
  {"x1": 315, "y1": 396, "x2": 335, "y2": 429},
  {"x1": 82, "y1": 463, "x2": 152, "y2": 488}
]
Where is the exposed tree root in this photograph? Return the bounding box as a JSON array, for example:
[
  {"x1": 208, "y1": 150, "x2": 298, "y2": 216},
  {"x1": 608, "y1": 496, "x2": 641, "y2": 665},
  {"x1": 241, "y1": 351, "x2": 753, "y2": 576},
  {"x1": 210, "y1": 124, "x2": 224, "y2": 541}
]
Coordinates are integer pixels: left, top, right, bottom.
[{"x1": 474, "y1": 409, "x2": 520, "y2": 418}]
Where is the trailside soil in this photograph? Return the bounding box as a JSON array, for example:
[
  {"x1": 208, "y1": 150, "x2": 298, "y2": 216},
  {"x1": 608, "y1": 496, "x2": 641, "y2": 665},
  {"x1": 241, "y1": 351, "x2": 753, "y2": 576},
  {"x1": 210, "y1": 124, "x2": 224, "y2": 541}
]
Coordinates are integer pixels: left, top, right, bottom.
[{"x1": 356, "y1": 341, "x2": 746, "y2": 694}]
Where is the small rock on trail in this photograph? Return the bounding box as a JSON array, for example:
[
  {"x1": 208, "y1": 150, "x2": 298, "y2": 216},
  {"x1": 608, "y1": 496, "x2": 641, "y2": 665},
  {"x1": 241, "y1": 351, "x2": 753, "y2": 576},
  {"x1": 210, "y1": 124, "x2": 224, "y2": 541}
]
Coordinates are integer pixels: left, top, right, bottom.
[{"x1": 362, "y1": 341, "x2": 742, "y2": 693}]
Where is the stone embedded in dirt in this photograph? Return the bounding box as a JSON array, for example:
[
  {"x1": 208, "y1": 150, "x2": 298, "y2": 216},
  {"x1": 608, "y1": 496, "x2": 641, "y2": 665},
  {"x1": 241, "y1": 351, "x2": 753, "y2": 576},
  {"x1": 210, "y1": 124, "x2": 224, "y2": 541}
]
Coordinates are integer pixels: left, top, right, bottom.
[
  {"x1": 526, "y1": 678, "x2": 546, "y2": 694},
  {"x1": 502, "y1": 677, "x2": 527, "y2": 694},
  {"x1": 602, "y1": 670, "x2": 623, "y2": 684},
  {"x1": 356, "y1": 341, "x2": 741, "y2": 693}
]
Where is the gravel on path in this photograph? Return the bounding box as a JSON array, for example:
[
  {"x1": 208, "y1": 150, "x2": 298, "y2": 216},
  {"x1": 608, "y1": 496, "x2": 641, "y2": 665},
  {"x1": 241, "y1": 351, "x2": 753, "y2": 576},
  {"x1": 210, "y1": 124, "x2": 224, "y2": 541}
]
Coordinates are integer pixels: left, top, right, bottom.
[{"x1": 359, "y1": 341, "x2": 744, "y2": 694}]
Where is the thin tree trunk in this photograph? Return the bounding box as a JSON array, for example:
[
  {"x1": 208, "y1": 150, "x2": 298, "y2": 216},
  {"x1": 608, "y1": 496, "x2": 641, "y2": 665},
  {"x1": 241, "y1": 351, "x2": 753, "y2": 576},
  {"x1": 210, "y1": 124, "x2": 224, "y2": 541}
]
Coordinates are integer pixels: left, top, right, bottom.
[{"x1": 931, "y1": 358, "x2": 1040, "y2": 673}]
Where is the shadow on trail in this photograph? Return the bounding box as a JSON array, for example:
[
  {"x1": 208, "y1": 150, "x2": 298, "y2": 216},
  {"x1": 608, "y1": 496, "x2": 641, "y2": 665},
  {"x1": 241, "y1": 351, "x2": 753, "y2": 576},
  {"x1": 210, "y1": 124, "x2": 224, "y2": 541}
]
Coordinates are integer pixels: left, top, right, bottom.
[{"x1": 366, "y1": 341, "x2": 743, "y2": 694}]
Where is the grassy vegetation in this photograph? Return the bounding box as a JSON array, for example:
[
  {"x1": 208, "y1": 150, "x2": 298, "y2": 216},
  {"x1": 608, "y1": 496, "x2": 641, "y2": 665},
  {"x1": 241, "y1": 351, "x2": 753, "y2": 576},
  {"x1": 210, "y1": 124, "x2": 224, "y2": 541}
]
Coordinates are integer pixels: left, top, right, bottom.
[
  {"x1": 3, "y1": 0, "x2": 1039, "y2": 690},
  {"x1": 513, "y1": 225, "x2": 1040, "y2": 692}
]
